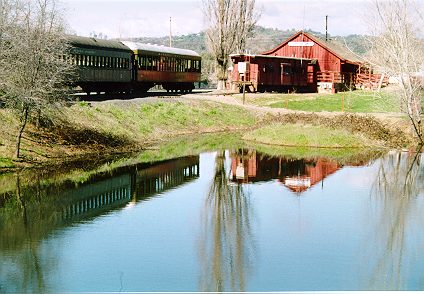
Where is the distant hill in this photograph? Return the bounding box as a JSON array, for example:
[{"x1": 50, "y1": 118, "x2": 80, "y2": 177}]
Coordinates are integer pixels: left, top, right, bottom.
[{"x1": 130, "y1": 26, "x2": 370, "y2": 56}]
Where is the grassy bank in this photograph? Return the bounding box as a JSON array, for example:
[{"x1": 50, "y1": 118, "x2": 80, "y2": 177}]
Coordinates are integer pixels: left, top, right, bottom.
[
  {"x1": 236, "y1": 89, "x2": 400, "y2": 113},
  {"x1": 0, "y1": 93, "x2": 413, "y2": 171},
  {"x1": 243, "y1": 124, "x2": 375, "y2": 148},
  {"x1": 0, "y1": 99, "x2": 257, "y2": 168}
]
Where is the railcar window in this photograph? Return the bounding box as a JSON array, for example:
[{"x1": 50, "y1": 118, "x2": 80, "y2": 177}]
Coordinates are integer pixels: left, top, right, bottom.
[
  {"x1": 282, "y1": 63, "x2": 292, "y2": 75},
  {"x1": 148, "y1": 57, "x2": 152, "y2": 70},
  {"x1": 140, "y1": 56, "x2": 146, "y2": 70},
  {"x1": 168, "y1": 57, "x2": 171, "y2": 71},
  {"x1": 152, "y1": 56, "x2": 157, "y2": 70},
  {"x1": 161, "y1": 57, "x2": 164, "y2": 71},
  {"x1": 176, "y1": 58, "x2": 181, "y2": 72},
  {"x1": 164, "y1": 56, "x2": 168, "y2": 71}
]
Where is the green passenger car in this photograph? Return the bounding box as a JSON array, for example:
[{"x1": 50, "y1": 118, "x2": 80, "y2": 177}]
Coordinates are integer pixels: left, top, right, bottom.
[{"x1": 67, "y1": 35, "x2": 132, "y2": 94}]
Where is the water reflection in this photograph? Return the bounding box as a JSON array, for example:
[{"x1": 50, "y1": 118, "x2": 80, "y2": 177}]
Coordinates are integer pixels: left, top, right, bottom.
[
  {"x1": 2, "y1": 147, "x2": 423, "y2": 292},
  {"x1": 0, "y1": 156, "x2": 199, "y2": 293},
  {"x1": 367, "y1": 151, "x2": 424, "y2": 290},
  {"x1": 199, "y1": 151, "x2": 254, "y2": 292},
  {"x1": 230, "y1": 149, "x2": 341, "y2": 193}
]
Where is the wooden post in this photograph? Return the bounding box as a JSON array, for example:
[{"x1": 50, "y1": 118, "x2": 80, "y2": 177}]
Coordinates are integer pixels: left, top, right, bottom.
[{"x1": 242, "y1": 79, "x2": 246, "y2": 105}]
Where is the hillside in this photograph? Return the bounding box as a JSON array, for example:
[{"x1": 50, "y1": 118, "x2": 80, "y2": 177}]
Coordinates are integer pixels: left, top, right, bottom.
[{"x1": 130, "y1": 26, "x2": 370, "y2": 56}]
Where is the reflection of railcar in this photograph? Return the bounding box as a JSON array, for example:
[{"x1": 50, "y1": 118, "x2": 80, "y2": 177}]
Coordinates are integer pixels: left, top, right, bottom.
[
  {"x1": 229, "y1": 53, "x2": 317, "y2": 93},
  {"x1": 67, "y1": 35, "x2": 201, "y2": 94}
]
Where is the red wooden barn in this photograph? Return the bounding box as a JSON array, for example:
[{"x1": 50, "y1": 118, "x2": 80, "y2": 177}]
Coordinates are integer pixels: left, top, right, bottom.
[{"x1": 261, "y1": 31, "x2": 363, "y2": 92}]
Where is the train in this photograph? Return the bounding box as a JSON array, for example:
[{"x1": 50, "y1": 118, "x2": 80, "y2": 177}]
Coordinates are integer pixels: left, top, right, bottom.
[{"x1": 67, "y1": 35, "x2": 202, "y2": 94}]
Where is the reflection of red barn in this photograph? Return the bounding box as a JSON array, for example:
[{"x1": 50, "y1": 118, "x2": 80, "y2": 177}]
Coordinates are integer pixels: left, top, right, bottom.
[
  {"x1": 231, "y1": 150, "x2": 257, "y2": 183},
  {"x1": 282, "y1": 158, "x2": 339, "y2": 193},
  {"x1": 230, "y1": 150, "x2": 340, "y2": 193}
]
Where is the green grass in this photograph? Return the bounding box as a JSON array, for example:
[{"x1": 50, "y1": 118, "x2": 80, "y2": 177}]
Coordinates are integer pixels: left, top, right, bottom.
[
  {"x1": 0, "y1": 157, "x2": 15, "y2": 168},
  {"x1": 66, "y1": 100, "x2": 256, "y2": 142},
  {"x1": 239, "y1": 90, "x2": 400, "y2": 113},
  {"x1": 243, "y1": 123, "x2": 375, "y2": 148}
]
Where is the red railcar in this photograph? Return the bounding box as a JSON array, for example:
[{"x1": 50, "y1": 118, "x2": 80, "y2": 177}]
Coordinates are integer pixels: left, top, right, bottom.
[
  {"x1": 229, "y1": 53, "x2": 317, "y2": 93},
  {"x1": 122, "y1": 41, "x2": 201, "y2": 92}
]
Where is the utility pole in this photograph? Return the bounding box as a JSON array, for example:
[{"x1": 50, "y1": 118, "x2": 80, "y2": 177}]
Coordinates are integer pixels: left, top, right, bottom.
[
  {"x1": 169, "y1": 17, "x2": 172, "y2": 47},
  {"x1": 325, "y1": 15, "x2": 328, "y2": 41}
]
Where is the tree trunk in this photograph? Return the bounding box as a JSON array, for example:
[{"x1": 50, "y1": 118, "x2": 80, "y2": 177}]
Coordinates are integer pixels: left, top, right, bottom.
[
  {"x1": 16, "y1": 106, "x2": 29, "y2": 159},
  {"x1": 216, "y1": 80, "x2": 226, "y2": 90}
]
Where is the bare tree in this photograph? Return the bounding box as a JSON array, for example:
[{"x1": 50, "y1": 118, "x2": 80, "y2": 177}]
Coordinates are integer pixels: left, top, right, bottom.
[
  {"x1": 198, "y1": 150, "x2": 255, "y2": 292},
  {"x1": 202, "y1": 0, "x2": 260, "y2": 90},
  {"x1": 366, "y1": 151, "x2": 424, "y2": 289},
  {"x1": 0, "y1": 0, "x2": 74, "y2": 158},
  {"x1": 366, "y1": 0, "x2": 424, "y2": 144}
]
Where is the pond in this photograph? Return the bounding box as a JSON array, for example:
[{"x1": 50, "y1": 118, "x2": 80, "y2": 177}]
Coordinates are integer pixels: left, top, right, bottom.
[{"x1": 0, "y1": 144, "x2": 424, "y2": 292}]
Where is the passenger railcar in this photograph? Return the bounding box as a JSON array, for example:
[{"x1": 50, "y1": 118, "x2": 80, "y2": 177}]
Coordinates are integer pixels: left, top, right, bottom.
[
  {"x1": 229, "y1": 53, "x2": 317, "y2": 93},
  {"x1": 67, "y1": 35, "x2": 202, "y2": 94},
  {"x1": 67, "y1": 35, "x2": 132, "y2": 94},
  {"x1": 122, "y1": 41, "x2": 201, "y2": 93}
]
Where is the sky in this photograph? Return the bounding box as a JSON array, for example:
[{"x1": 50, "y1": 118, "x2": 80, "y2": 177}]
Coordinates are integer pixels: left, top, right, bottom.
[{"x1": 59, "y1": 0, "x2": 370, "y2": 39}]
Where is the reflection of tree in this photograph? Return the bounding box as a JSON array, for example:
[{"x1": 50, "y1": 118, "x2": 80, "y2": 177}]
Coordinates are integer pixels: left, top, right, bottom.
[
  {"x1": 367, "y1": 151, "x2": 424, "y2": 290},
  {"x1": 199, "y1": 151, "x2": 255, "y2": 292},
  {"x1": 0, "y1": 174, "x2": 49, "y2": 293}
]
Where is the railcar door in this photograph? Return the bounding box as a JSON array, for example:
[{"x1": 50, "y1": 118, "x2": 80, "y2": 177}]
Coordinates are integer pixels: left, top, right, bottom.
[
  {"x1": 280, "y1": 63, "x2": 293, "y2": 86},
  {"x1": 260, "y1": 63, "x2": 274, "y2": 86}
]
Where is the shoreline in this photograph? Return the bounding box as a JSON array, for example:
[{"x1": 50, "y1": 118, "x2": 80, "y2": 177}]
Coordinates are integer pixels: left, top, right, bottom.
[{"x1": 0, "y1": 93, "x2": 417, "y2": 173}]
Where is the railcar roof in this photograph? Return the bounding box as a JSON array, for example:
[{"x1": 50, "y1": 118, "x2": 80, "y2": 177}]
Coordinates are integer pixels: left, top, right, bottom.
[
  {"x1": 121, "y1": 41, "x2": 200, "y2": 58},
  {"x1": 67, "y1": 35, "x2": 132, "y2": 52}
]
